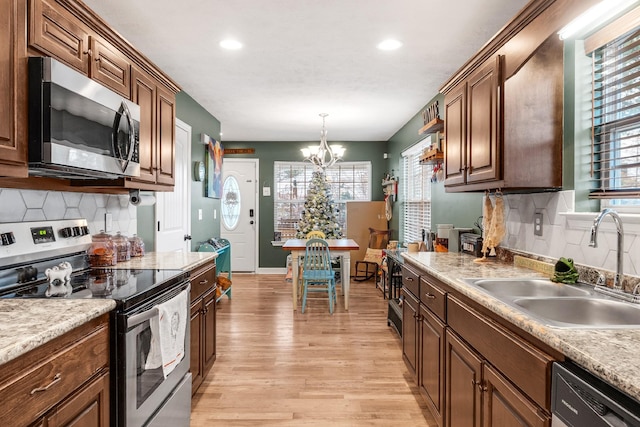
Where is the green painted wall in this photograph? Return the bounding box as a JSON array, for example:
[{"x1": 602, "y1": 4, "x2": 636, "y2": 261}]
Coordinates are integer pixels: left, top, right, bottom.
[
  {"x1": 223, "y1": 140, "x2": 387, "y2": 268},
  {"x1": 565, "y1": 40, "x2": 599, "y2": 212},
  {"x1": 137, "y1": 91, "x2": 222, "y2": 251},
  {"x1": 386, "y1": 94, "x2": 483, "y2": 244}
]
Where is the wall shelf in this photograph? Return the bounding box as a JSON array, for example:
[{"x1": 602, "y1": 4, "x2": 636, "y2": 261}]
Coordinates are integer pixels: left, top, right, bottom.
[
  {"x1": 419, "y1": 148, "x2": 444, "y2": 165},
  {"x1": 418, "y1": 118, "x2": 444, "y2": 136}
]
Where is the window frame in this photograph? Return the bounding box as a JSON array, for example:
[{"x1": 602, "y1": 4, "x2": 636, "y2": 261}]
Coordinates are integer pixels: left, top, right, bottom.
[
  {"x1": 273, "y1": 161, "x2": 372, "y2": 239},
  {"x1": 401, "y1": 137, "x2": 433, "y2": 245}
]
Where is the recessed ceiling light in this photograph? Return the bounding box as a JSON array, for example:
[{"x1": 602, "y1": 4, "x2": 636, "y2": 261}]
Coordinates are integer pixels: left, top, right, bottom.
[
  {"x1": 220, "y1": 39, "x2": 243, "y2": 50},
  {"x1": 377, "y1": 39, "x2": 403, "y2": 51}
]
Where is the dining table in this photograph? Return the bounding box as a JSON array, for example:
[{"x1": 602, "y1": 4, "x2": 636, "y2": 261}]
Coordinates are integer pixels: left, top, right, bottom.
[{"x1": 282, "y1": 238, "x2": 360, "y2": 311}]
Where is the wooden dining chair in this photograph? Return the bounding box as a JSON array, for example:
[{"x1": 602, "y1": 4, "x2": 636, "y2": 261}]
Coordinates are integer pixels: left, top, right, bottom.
[
  {"x1": 354, "y1": 228, "x2": 390, "y2": 283},
  {"x1": 301, "y1": 238, "x2": 337, "y2": 314}
]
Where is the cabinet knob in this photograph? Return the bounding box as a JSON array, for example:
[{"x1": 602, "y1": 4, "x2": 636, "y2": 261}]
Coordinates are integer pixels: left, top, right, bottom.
[{"x1": 83, "y1": 49, "x2": 92, "y2": 56}]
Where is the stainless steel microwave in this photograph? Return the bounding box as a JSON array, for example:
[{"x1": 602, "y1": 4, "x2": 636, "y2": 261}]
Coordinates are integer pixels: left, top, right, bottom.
[{"x1": 28, "y1": 56, "x2": 141, "y2": 180}]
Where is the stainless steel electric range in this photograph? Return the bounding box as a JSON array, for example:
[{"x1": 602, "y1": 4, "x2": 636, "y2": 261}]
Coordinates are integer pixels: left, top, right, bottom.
[{"x1": 0, "y1": 219, "x2": 192, "y2": 427}]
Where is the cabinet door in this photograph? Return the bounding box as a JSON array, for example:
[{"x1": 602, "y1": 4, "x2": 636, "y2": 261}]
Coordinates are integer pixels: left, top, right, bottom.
[
  {"x1": 0, "y1": 0, "x2": 28, "y2": 177},
  {"x1": 90, "y1": 36, "x2": 131, "y2": 98},
  {"x1": 131, "y1": 67, "x2": 157, "y2": 184},
  {"x1": 155, "y1": 85, "x2": 176, "y2": 186},
  {"x1": 401, "y1": 290, "x2": 419, "y2": 379},
  {"x1": 46, "y1": 371, "x2": 110, "y2": 427},
  {"x1": 203, "y1": 288, "x2": 217, "y2": 371},
  {"x1": 444, "y1": 83, "x2": 466, "y2": 186},
  {"x1": 190, "y1": 300, "x2": 204, "y2": 394},
  {"x1": 483, "y1": 364, "x2": 550, "y2": 427},
  {"x1": 29, "y1": 0, "x2": 90, "y2": 75},
  {"x1": 446, "y1": 330, "x2": 482, "y2": 427},
  {"x1": 466, "y1": 56, "x2": 502, "y2": 184},
  {"x1": 420, "y1": 305, "x2": 446, "y2": 427}
]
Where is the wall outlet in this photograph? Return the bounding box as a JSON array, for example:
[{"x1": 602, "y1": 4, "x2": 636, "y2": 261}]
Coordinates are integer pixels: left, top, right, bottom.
[
  {"x1": 534, "y1": 212, "x2": 543, "y2": 236},
  {"x1": 105, "y1": 213, "x2": 113, "y2": 232}
]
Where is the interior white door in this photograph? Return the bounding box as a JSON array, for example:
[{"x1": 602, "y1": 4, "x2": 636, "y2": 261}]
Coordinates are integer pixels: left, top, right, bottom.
[
  {"x1": 155, "y1": 118, "x2": 191, "y2": 252},
  {"x1": 221, "y1": 158, "x2": 258, "y2": 272}
]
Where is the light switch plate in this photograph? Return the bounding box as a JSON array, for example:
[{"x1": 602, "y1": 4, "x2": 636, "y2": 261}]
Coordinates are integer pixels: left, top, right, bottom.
[
  {"x1": 534, "y1": 212, "x2": 543, "y2": 236},
  {"x1": 263, "y1": 186, "x2": 271, "y2": 196},
  {"x1": 198, "y1": 209, "x2": 203, "y2": 220}
]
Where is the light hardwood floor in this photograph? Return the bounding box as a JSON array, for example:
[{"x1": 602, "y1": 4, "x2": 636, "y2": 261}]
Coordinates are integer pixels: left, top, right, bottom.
[{"x1": 191, "y1": 274, "x2": 437, "y2": 426}]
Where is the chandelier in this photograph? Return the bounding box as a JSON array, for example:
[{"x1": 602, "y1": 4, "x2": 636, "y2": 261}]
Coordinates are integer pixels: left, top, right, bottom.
[{"x1": 300, "y1": 113, "x2": 345, "y2": 169}]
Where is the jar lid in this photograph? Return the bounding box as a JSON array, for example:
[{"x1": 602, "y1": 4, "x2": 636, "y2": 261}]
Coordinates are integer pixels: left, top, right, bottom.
[{"x1": 92, "y1": 230, "x2": 113, "y2": 242}]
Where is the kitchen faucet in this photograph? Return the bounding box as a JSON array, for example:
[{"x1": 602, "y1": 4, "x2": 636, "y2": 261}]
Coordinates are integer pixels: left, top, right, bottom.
[{"x1": 589, "y1": 208, "x2": 624, "y2": 291}]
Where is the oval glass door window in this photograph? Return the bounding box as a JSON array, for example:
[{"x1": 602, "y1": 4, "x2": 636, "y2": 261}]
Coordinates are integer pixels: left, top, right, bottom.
[{"x1": 222, "y1": 175, "x2": 241, "y2": 230}]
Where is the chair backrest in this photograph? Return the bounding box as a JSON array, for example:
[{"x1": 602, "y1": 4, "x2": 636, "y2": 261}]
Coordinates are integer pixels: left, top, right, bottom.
[
  {"x1": 303, "y1": 238, "x2": 332, "y2": 272},
  {"x1": 306, "y1": 230, "x2": 326, "y2": 239},
  {"x1": 368, "y1": 228, "x2": 390, "y2": 249}
]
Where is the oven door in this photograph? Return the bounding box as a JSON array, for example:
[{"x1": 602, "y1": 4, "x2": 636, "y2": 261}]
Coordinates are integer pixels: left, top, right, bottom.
[{"x1": 118, "y1": 282, "x2": 191, "y2": 427}]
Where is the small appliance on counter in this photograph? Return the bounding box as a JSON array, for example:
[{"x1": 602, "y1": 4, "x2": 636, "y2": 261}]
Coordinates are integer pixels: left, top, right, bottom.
[{"x1": 460, "y1": 233, "x2": 484, "y2": 257}]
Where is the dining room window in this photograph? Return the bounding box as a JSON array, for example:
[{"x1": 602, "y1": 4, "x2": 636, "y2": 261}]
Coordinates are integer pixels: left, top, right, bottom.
[
  {"x1": 402, "y1": 138, "x2": 432, "y2": 244},
  {"x1": 274, "y1": 161, "x2": 371, "y2": 240}
]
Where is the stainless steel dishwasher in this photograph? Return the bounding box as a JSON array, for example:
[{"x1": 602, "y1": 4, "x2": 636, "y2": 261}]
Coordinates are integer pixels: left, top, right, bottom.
[{"x1": 552, "y1": 362, "x2": 640, "y2": 427}]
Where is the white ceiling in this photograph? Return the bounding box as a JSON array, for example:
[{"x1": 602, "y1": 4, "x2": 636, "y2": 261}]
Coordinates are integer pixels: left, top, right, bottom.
[{"x1": 82, "y1": 0, "x2": 530, "y2": 142}]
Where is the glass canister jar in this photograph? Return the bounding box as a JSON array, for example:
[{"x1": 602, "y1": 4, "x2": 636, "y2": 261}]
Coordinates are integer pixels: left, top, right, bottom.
[
  {"x1": 113, "y1": 232, "x2": 131, "y2": 262},
  {"x1": 129, "y1": 234, "x2": 145, "y2": 257},
  {"x1": 88, "y1": 230, "x2": 116, "y2": 267}
]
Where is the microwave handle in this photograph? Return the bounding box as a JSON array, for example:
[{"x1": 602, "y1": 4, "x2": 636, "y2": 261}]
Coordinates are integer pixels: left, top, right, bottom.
[{"x1": 113, "y1": 101, "x2": 136, "y2": 167}]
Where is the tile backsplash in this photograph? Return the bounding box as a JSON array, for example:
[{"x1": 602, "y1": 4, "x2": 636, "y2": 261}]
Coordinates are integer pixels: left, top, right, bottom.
[
  {"x1": 0, "y1": 188, "x2": 137, "y2": 236},
  {"x1": 501, "y1": 190, "x2": 640, "y2": 278}
]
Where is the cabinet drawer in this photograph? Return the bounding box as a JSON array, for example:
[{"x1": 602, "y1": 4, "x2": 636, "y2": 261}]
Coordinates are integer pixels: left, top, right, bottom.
[
  {"x1": 0, "y1": 323, "x2": 109, "y2": 427},
  {"x1": 190, "y1": 262, "x2": 216, "y2": 302},
  {"x1": 401, "y1": 265, "x2": 420, "y2": 298},
  {"x1": 420, "y1": 276, "x2": 446, "y2": 322},
  {"x1": 447, "y1": 295, "x2": 554, "y2": 410}
]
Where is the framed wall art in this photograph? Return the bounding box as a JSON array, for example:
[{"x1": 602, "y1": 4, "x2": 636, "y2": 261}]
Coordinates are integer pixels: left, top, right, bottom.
[{"x1": 202, "y1": 133, "x2": 224, "y2": 199}]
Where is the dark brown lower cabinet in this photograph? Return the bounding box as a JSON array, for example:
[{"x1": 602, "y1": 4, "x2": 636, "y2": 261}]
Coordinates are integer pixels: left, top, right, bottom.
[
  {"x1": 190, "y1": 260, "x2": 217, "y2": 395},
  {"x1": 445, "y1": 329, "x2": 550, "y2": 427},
  {"x1": 401, "y1": 289, "x2": 419, "y2": 377},
  {"x1": 44, "y1": 371, "x2": 110, "y2": 427},
  {"x1": 420, "y1": 305, "x2": 446, "y2": 427}
]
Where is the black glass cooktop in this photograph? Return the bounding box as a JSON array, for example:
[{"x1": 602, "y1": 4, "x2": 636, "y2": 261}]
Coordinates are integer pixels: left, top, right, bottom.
[{"x1": 0, "y1": 268, "x2": 188, "y2": 311}]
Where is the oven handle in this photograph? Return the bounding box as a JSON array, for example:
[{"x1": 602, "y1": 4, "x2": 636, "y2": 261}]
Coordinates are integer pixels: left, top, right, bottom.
[
  {"x1": 126, "y1": 283, "x2": 191, "y2": 328},
  {"x1": 127, "y1": 306, "x2": 159, "y2": 328}
]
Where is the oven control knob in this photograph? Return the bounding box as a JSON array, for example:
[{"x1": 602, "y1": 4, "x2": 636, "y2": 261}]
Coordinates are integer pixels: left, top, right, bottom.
[
  {"x1": 73, "y1": 226, "x2": 82, "y2": 236},
  {"x1": 82, "y1": 225, "x2": 89, "y2": 236},
  {"x1": 60, "y1": 227, "x2": 72, "y2": 238},
  {"x1": 1, "y1": 231, "x2": 15, "y2": 246}
]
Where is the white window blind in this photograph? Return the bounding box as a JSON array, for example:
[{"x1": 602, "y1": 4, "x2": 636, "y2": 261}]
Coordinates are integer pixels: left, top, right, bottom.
[
  {"x1": 402, "y1": 139, "x2": 432, "y2": 244},
  {"x1": 274, "y1": 161, "x2": 371, "y2": 239},
  {"x1": 591, "y1": 26, "x2": 640, "y2": 199}
]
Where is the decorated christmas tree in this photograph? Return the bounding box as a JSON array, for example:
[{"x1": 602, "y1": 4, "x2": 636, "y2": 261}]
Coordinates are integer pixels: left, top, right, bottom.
[{"x1": 296, "y1": 170, "x2": 343, "y2": 238}]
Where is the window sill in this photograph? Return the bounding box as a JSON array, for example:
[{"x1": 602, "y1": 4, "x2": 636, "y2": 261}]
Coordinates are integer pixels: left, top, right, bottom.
[{"x1": 560, "y1": 211, "x2": 640, "y2": 233}]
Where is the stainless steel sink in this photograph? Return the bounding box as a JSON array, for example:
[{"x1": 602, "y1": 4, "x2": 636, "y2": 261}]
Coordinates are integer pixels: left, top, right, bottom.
[
  {"x1": 462, "y1": 277, "x2": 640, "y2": 328},
  {"x1": 463, "y1": 278, "x2": 593, "y2": 298},
  {"x1": 513, "y1": 297, "x2": 640, "y2": 327}
]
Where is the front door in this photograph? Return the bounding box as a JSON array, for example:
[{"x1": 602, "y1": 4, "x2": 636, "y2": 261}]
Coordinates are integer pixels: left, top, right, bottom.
[
  {"x1": 155, "y1": 118, "x2": 191, "y2": 252},
  {"x1": 221, "y1": 159, "x2": 258, "y2": 272}
]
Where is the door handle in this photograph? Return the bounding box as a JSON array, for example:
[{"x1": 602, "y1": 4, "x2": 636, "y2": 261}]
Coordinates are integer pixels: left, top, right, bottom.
[
  {"x1": 249, "y1": 209, "x2": 254, "y2": 217},
  {"x1": 184, "y1": 235, "x2": 192, "y2": 241}
]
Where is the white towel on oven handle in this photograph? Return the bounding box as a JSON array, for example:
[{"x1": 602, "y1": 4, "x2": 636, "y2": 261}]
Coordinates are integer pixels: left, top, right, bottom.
[{"x1": 145, "y1": 288, "x2": 189, "y2": 378}]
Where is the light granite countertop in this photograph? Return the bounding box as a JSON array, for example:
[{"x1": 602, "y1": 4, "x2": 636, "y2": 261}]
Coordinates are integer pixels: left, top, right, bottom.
[
  {"x1": 0, "y1": 299, "x2": 115, "y2": 365},
  {"x1": 0, "y1": 252, "x2": 216, "y2": 367},
  {"x1": 113, "y1": 251, "x2": 217, "y2": 271},
  {"x1": 402, "y1": 251, "x2": 640, "y2": 402}
]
